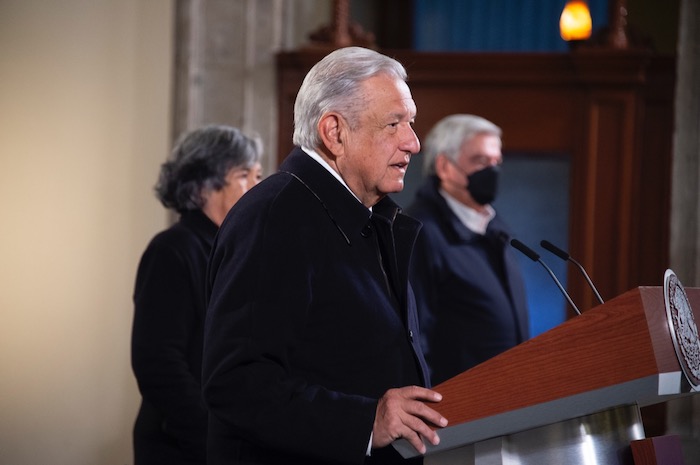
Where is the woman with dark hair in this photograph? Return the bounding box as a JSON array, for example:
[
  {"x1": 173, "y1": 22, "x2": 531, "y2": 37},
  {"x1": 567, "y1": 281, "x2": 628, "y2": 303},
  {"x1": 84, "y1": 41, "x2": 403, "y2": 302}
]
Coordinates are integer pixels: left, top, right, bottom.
[{"x1": 131, "y1": 125, "x2": 263, "y2": 465}]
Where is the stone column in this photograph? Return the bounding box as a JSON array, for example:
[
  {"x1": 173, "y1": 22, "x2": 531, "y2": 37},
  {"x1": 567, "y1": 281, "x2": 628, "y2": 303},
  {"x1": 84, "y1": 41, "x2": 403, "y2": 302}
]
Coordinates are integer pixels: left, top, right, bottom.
[
  {"x1": 667, "y1": 0, "x2": 700, "y2": 462},
  {"x1": 171, "y1": 0, "x2": 330, "y2": 175}
]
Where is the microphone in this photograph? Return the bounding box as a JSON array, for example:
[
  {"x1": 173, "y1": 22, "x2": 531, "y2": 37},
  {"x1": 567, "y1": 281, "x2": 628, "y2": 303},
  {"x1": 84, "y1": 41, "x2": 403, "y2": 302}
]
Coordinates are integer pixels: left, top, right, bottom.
[
  {"x1": 510, "y1": 239, "x2": 581, "y2": 316},
  {"x1": 540, "y1": 240, "x2": 604, "y2": 305}
]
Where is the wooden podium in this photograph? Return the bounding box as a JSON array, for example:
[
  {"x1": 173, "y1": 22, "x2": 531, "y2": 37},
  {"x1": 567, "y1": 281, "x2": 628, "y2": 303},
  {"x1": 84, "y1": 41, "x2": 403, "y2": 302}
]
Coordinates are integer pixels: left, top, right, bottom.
[{"x1": 394, "y1": 275, "x2": 699, "y2": 464}]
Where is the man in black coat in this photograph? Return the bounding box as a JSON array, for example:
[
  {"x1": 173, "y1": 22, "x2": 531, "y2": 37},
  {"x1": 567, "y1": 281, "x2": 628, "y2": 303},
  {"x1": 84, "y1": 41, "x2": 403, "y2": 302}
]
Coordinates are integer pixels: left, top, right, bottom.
[
  {"x1": 202, "y1": 47, "x2": 447, "y2": 465},
  {"x1": 407, "y1": 114, "x2": 530, "y2": 386}
]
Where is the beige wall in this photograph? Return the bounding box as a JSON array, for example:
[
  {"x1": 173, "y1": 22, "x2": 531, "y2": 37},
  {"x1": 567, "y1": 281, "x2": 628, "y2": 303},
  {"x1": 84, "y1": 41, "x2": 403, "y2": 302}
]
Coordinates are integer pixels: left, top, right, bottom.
[{"x1": 0, "y1": 1, "x2": 174, "y2": 463}]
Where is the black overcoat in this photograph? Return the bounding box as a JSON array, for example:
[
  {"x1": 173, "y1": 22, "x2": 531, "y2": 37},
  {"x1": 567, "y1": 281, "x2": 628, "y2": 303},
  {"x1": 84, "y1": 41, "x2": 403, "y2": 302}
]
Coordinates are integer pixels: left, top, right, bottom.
[
  {"x1": 203, "y1": 148, "x2": 428, "y2": 465},
  {"x1": 406, "y1": 176, "x2": 529, "y2": 386},
  {"x1": 131, "y1": 210, "x2": 215, "y2": 464}
]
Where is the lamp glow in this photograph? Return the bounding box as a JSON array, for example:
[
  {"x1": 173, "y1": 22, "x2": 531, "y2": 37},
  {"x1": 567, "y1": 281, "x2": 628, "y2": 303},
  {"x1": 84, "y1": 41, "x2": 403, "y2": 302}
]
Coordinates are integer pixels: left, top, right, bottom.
[{"x1": 560, "y1": 0, "x2": 592, "y2": 41}]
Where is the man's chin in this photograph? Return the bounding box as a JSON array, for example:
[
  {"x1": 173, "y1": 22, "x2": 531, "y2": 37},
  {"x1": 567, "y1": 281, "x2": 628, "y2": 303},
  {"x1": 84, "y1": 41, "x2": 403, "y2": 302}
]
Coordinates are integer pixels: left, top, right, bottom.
[{"x1": 387, "y1": 179, "x2": 406, "y2": 193}]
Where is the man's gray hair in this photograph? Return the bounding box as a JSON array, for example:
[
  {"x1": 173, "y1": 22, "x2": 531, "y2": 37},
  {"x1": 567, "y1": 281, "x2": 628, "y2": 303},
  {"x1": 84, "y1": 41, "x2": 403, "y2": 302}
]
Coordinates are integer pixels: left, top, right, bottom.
[
  {"x1": 422, "y1": 114, "x2": 502, "y2": 176},
  {"x1": 292, "y1": 46, "x2": 408, "y2": 149}
]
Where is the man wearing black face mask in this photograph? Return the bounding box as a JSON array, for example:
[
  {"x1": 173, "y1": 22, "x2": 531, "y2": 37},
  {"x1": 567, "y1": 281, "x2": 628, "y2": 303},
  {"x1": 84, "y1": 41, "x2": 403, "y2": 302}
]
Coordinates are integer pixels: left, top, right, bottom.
[{"x1": 406, "y1": 114, "x2": 530, "y2": 386}]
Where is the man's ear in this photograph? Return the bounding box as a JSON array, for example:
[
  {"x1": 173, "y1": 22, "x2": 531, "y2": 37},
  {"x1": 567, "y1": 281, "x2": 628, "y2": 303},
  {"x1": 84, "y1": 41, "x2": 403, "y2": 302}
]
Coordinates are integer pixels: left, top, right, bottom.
[
  {"x1": 434, "y1": 154, "x2": 451, "y2": 180},
  {"x1": 318, "y1": 113, "x2": 346, "y2": 157}
]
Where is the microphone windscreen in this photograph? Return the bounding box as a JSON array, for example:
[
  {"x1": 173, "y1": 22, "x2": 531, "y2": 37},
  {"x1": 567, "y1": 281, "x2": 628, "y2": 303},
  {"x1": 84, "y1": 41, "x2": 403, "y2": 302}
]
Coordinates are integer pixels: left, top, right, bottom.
[
  {"x1": 541, "y1": 240, "x2": 570, "y2": 260},
  {"x1": 510, "y1": 239, "x2": 540, "y2": 261}
]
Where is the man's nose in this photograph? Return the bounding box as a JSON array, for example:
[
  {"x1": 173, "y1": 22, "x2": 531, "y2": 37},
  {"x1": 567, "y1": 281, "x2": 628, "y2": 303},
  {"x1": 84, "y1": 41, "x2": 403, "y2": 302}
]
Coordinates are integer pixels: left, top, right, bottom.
[{"x1": 402, "y1": 126, "x2": 420, "y2": 154}]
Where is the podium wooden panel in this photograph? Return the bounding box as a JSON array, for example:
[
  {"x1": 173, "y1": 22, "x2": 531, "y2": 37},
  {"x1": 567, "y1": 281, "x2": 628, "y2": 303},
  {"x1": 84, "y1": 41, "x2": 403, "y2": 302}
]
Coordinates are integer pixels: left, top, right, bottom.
[{"x1": 394, "y1": 286, "x2": 699, "y2": 460}]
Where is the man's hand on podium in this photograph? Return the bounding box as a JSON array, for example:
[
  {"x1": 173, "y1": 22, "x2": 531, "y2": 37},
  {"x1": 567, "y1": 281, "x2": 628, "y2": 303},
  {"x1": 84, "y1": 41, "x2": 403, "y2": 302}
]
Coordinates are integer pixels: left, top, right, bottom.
[{"x1": 372, "y1": 386, "x2": 448, "y2": 454}]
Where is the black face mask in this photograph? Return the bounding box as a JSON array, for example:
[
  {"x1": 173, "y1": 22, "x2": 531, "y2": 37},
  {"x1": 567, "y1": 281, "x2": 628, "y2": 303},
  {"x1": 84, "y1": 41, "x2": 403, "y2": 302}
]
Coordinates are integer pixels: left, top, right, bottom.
[{"x1": 467, "y1": 165, "x2": 500, "y2": 205}]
